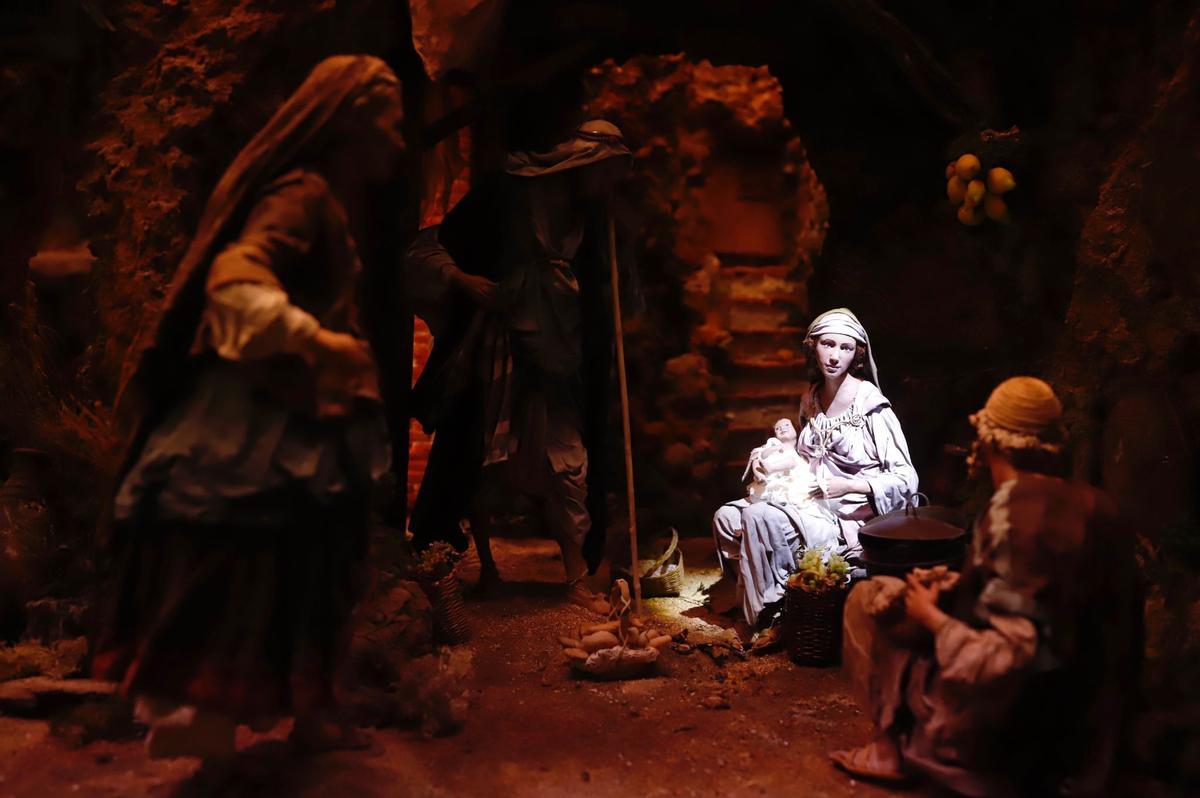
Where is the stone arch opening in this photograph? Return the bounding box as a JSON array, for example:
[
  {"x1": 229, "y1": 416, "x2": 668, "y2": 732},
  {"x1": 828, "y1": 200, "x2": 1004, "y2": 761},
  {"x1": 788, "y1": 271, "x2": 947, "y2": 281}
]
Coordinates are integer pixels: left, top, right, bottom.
[{"x1": 406, "y1": 55, "x2": 830, "y2": 535}]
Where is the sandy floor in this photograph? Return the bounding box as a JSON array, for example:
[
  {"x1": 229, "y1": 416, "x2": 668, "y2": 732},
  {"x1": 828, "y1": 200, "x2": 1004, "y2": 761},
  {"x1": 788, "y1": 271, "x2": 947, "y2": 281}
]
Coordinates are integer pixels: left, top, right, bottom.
[{"x1": 0, "y1": 537, "x2": 921, "y2": 797}]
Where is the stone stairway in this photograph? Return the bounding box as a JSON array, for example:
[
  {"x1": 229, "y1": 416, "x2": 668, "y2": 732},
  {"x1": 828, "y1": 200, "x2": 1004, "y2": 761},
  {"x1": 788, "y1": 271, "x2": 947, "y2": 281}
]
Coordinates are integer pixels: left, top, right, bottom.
[{"x1": 715, "y1": 259, "x2": 810, "y2": 491}]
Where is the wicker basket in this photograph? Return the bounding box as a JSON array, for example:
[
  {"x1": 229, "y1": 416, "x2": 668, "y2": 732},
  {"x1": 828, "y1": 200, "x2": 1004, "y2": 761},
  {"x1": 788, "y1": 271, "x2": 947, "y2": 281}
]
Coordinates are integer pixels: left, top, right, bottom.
[
  {"x1": 783, "y1": 583, "x2": 849, "y2": 666},
  {"x1": 423, "y1": 572, "x2": 471, "y2": 645},
  {"x1": 639, "y1": 527, "x2": 684, "y2": 598}
]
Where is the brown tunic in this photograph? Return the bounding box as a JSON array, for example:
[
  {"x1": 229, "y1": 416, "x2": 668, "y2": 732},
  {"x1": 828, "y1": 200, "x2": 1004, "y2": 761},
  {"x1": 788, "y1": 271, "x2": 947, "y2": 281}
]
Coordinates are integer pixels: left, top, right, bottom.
[
  {"x1": 114, "y1": 168, "x2": 390, "y2": 525},
  {"x1": 844, "y1": 472, "x2": 1139, "y2": 797}
]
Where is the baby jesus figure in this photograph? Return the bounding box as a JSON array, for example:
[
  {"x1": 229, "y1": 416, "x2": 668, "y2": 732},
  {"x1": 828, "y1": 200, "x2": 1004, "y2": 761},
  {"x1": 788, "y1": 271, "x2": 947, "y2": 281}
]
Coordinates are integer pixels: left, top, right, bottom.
[{"x1": 744, "y1": 418, "x2": 817, "y2": 507}]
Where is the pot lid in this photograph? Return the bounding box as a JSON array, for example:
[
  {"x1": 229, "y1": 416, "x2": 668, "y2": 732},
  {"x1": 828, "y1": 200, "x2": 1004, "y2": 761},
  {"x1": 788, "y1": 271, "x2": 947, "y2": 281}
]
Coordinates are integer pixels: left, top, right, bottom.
[{"x1": 859, "y1": 496, "x2": 968, "y2": 543}]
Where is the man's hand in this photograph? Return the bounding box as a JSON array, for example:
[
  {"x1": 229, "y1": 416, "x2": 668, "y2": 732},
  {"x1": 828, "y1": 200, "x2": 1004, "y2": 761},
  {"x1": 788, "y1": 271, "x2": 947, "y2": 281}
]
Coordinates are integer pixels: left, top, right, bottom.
[
  {"x1": 456, "y1": 272, "x2": 500, "y2": 308},
  {"x1": 306, "y1": 329, "x2": 379, "y2": 416},
  {"x1": 823, "y1": 476, "x2": 870, "y2": 498},
  {"x1": 904, "y1": 573, "x2": 949, "y2": 633},
  {"x1": 310, "y1": 328, "x2": 374, "y2": 370}
]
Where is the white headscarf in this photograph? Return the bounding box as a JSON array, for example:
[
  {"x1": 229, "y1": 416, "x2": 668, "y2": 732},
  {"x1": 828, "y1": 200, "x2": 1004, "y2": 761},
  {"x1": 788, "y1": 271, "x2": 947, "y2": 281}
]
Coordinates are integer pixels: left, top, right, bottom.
[{"x1": 806, "y1": 307, "x2": 880, "y2": 388}]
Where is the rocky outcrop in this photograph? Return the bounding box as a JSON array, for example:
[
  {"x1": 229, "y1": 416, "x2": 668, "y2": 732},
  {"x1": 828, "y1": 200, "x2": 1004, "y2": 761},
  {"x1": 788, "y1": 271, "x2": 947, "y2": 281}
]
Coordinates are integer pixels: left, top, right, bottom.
[
  {"x1": 1048, "y1": 11, "x2": 1200, "y2": 790},
  {"x1": 583, "y1": 56, "x2": 828, "y2": 532}
]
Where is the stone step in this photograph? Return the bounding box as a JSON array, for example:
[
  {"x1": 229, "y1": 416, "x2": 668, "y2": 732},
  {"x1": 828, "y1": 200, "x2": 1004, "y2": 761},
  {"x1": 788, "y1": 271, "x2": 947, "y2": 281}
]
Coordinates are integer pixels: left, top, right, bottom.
[
  {"x1": 719, "y1": 264, "x2": 790, "y2": 278},
  {"x1": 726, "y1": 362, "x2": 806, "y2": 393},
  {"x1": 723, "y1": 402, "x2": 800, "y2": 430},
  {"x1": 730, "y1": 352, "x2": 805, "y2": 370},
  {"x1": 726, "y1": 383, "x2": 808, "y2": 404},
  {"x1": 724, "y1": 423, "x2": 778, "y2": 449},
  {"x1": 715, "y1": 263, "x2": 806, "y2": 311},
  {"x1": 728, "y1": 302, "x2": 795, "y2": 330},
  {"x1": 728, "y1": 335, "x2": 804, "y2": 361},
  {"x1": 725, "y1": 291, "x2": 802, "y2": 308},
  {"x1": 728, "y1": 323, "x2": 805, "y2": 339},
  {"x1": 714, "y1": 252, "x2": 786, "y2": 267},
  {"x1": 720, "y1": 269, "x2": 801, "y2": 291},
  {"x1": 729, "y1": 286, "x2": 804, "y2": 308},
  {"x1": 717, "y1": 266, "x2": 794, "y2": 288},
  {"x1": 736, "y1": 343, "x2": 803, "y2": 362}
]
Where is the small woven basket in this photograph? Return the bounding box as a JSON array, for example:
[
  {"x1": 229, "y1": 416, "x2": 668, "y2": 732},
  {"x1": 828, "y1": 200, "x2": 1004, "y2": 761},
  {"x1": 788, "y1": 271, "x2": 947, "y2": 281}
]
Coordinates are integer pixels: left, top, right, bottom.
[
  {"x1": 639, "y1": 527, "x2": 684, "y2": 598},
  {"x1": 424, "y1": 572, "x2": 470, "y2": 645},
  {"x1": 783, "y1": 583, "x2": 849, "y2": 666}
]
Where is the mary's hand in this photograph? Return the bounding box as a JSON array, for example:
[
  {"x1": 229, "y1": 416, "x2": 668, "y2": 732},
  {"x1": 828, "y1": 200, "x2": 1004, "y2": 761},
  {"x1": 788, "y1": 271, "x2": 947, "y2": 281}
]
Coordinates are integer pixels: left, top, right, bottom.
[{"x1": 822, "y1": 476, "x2": 870, "y2": 498}]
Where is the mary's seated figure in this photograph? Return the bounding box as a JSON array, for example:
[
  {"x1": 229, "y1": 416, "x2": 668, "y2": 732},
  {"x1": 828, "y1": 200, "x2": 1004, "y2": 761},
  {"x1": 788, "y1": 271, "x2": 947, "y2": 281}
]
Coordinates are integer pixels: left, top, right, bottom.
[{"x1": 713, "y1": 308, "x2": 919, "y2": 630}]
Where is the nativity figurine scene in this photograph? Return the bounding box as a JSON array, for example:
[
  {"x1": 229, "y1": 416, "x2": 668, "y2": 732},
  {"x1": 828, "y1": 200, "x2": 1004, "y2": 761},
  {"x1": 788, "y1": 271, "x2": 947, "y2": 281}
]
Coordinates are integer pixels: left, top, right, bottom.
[
  {"x1": 82, "y1": 88, "x2": 1141, "y2": 792},
  {"x1": 714, "y1": 307, "x2": 918, "y2": 640},
  {"x1": 78, "y1": 75, "x2": 1140, "y2": 792},
  {"x1": 2, "y1": 8, "x2": 1178, "y2": 792}
]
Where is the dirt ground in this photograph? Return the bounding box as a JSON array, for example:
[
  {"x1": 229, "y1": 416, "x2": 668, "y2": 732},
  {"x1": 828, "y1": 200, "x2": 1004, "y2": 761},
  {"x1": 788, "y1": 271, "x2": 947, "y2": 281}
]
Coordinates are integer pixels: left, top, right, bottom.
[{"x1": 0, "y1": 537, "x2": 922, "y2": 798}]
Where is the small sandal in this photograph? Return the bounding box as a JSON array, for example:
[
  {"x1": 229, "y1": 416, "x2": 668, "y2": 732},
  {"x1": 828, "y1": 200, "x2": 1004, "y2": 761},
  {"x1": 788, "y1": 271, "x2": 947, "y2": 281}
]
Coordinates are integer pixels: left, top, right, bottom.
[
  {"x1": 829, "y1": 741, "x2": 909, "y2": 784},
  {"x1": 748, "y1": 624, "x2": 782, "y2": 655},
  {"x1": 567, "y1": 583, "x2": 612, "y2": 616}
]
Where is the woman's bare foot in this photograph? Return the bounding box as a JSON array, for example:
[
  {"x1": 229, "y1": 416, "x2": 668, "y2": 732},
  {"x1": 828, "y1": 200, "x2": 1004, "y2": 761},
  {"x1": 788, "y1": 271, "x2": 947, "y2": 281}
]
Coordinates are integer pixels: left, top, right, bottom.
[
  {"x1": 289, "y1": 716, "x2": 372, "y2": 754},
  {"x1": 829, "y1": 736, "x2": 907, "y2": 783}
]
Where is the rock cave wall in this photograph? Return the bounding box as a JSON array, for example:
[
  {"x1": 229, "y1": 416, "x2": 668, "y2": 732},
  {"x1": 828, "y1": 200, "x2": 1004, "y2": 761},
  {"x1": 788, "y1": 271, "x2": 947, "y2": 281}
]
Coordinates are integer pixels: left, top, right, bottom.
[
  {"x1": 581, "y1": 56, "x2": 828, "y2": 536},
  {"x1": 1055, "y1": 11, "x2": 1200, "y2": 758}
]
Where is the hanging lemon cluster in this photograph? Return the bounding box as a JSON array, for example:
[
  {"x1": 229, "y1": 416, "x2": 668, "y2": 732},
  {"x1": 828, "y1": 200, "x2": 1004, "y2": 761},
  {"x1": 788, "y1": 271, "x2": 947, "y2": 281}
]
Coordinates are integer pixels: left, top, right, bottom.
[{"x1": 946, "y1": 154, "x2": 1016, "y2": 225}]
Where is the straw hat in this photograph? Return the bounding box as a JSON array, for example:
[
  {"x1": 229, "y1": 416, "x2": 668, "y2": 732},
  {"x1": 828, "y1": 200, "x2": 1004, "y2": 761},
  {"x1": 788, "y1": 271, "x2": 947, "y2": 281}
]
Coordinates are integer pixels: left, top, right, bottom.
[{"x1": 969, "y1": 377, "x2": 1065, "y2": 453}]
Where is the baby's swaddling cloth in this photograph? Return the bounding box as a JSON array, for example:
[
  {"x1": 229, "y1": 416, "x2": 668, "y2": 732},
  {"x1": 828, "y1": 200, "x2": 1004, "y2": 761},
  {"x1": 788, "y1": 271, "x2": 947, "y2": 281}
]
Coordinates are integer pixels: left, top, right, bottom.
[{"x1": 744, "y1": 437, "x2": 817, "y2": 507}]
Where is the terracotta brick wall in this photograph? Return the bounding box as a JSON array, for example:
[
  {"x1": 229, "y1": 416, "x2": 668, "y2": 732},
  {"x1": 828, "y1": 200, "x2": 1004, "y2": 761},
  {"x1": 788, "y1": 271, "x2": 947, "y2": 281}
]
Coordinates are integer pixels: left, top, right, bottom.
[{"x1": 407, "y1": 318, "x2": 433, "y2": 508}]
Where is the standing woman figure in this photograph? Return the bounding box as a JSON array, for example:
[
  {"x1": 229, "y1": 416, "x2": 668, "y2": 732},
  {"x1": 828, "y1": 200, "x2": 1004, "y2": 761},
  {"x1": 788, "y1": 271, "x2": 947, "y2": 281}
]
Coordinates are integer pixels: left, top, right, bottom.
[
  {"x1": 717, "y1": 308, "x2": 918, "y2": 630},
  {"x1": 93, "y1": 56, "x2": 406, "y2": 758}
]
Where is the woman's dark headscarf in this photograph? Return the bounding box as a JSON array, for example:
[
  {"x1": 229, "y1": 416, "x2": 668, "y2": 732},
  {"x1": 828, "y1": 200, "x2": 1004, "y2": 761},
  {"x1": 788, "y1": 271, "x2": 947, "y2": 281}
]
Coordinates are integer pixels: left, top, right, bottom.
[{"x1": 117, "y1": 55, "x2": 400, "y2": 425}]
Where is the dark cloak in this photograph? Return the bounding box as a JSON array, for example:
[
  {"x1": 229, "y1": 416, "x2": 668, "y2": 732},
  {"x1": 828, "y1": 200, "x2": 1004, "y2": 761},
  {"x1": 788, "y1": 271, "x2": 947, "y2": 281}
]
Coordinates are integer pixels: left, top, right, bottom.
[{"x1": 409, "y1": 171, "x2": 640, "y2": 572}]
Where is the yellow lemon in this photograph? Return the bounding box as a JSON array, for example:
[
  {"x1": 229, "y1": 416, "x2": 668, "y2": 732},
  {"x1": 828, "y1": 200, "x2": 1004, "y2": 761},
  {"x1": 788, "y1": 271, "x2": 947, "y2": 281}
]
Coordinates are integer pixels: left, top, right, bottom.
[
  {"x1": 957, "y1": 203, "x2": 984, "y2": 226},
  {"x1": 987, "y1": 167, "x2": 1017, "y2": 194},
  {"x1": 965, "y1": 179, "x2": 986, "y2": 207},
  {"x1": 947, "y1": 176, "x2": 966, "y2": 204},
  {"x1": 984, "y1": 193, "x2": 1010, "y2": 221},
  {"x1": 955, "y1": 153, "x2": 981, "y2": 181}
]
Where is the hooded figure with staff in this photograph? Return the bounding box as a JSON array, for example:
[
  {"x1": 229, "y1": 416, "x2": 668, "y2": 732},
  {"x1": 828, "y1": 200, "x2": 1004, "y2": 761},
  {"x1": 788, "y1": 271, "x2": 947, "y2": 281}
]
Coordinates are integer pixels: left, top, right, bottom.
[{"x1": 407, "y1": 119, "x2": 641, "y2": 612}]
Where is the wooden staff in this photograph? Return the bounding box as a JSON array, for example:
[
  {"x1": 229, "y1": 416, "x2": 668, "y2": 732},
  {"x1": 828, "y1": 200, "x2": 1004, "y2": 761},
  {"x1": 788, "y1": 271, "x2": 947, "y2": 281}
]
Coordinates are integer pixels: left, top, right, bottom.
[{"x1": 607, "y1": 214, "x2": 641, "y2": 614}]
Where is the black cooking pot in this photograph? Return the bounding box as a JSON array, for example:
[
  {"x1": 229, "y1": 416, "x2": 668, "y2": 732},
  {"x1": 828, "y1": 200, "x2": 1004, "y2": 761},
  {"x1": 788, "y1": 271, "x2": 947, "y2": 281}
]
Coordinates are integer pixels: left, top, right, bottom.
[{"x1": 857, "y1": 494, "x2": 969, "y2": 577}]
